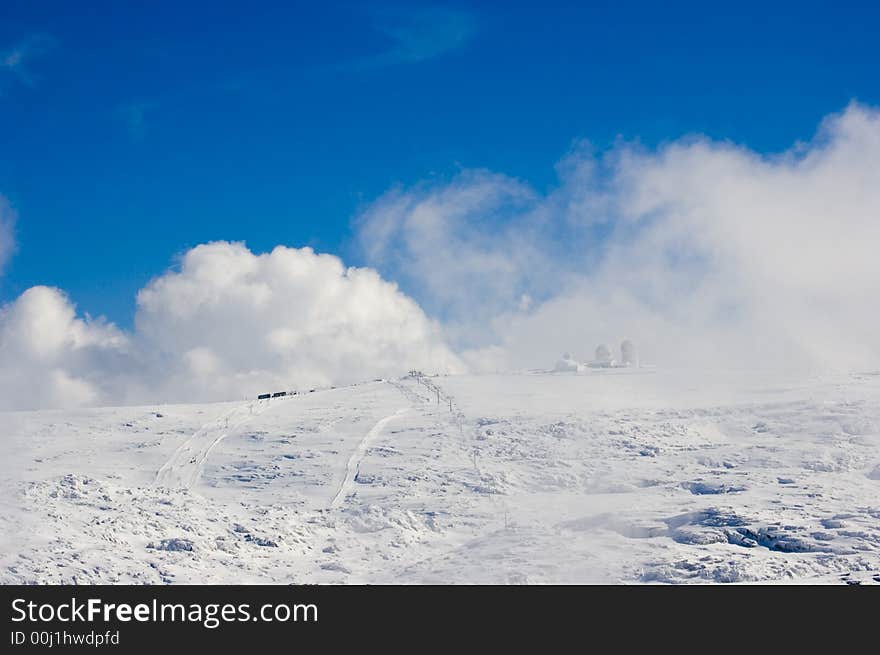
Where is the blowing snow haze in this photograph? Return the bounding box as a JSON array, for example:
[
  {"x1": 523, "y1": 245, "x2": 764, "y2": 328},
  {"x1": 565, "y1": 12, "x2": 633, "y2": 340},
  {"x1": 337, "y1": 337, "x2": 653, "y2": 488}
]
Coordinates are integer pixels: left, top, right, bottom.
[
  {"x1": 1, "y1": 104, "x2": 879, "y2": 410},
  {"x1": 357, "y1": 103, "x2": 880, "y2": 374}
]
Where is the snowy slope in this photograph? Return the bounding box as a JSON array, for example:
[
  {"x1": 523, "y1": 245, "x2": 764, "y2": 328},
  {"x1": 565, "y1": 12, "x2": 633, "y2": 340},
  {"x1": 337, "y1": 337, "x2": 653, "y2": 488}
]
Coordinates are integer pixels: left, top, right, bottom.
[{"x1": 2, "y1": 370, "x2": 880, "y2": 584}]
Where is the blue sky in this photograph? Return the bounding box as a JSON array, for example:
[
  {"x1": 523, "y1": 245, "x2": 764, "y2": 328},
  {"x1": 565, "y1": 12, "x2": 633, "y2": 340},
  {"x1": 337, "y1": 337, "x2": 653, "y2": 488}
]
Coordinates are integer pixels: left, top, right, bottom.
[{"x1": 1, "y1": 0, "x2": 878, "y2": 328}]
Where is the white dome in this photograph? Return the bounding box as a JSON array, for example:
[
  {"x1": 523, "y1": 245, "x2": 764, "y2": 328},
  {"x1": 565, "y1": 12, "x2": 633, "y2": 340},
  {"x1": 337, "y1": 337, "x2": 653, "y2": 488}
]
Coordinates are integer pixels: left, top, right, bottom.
[{"x1": 621, "y1": 340, "x2": 638, "y2": 366}]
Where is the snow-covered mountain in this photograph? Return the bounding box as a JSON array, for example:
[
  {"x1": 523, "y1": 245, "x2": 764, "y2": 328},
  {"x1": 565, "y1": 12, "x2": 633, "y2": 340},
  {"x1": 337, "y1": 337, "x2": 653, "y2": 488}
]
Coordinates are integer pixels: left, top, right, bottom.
[{"x1": 2, "y1": 369, "x2": 880, "y2": 584}]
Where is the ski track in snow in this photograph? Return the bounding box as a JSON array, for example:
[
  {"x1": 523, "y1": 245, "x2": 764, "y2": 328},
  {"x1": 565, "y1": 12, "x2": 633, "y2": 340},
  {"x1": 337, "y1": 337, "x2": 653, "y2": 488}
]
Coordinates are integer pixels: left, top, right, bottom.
[
  {"x1": 329, "y1": 407, "x2": 409, "y2": 509},
  {"x1": 155, "y1": 400, "x2": 267, "y2": 490},
  {"x1": 3, "y1": 370, "x2": 880, "y2": 585}
]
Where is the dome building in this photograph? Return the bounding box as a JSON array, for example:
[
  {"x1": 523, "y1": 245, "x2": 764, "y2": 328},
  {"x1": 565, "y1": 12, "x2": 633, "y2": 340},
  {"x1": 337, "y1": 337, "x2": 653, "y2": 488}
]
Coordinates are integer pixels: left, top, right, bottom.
[
  {"x1": 620, "y1": 340, "x2": 638, "y2": 367},
  {"x1": 590, "y1": 344, "x2": 614, "y2": 368}
]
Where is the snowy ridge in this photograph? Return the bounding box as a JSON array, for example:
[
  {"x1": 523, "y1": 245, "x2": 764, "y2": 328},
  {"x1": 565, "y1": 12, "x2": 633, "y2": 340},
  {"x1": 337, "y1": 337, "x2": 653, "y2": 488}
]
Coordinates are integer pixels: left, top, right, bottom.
[{"x1": 2, "y1": 370, "x2": 880, "y2": 584}]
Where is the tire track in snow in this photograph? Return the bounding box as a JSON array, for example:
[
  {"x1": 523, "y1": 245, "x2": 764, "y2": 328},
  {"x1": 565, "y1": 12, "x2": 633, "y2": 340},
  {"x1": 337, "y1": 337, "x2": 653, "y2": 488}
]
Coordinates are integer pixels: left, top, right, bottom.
[
  {"x1": 155, "y1": 400, "x2": 268, "y2": 490},
  {"x1": 329, "y1": 407, "x2": 409, "y2": 509}
]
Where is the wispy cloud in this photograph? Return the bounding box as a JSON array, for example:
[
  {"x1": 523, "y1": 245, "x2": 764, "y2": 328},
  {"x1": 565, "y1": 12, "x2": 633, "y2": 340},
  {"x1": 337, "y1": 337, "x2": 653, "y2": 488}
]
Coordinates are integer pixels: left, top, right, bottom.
[
  {"x1": 116, "y1": 102, "x2": 155, "y2": 141},
  {"x1": 0, "y1": 195, "x2": 17, "y2": 275},
  {"x1": 1, "y1": 34, "x2": 55, "y2": 86},
  {"x1": 352, "y1": 5, "x2": 478, "y2": 69}
]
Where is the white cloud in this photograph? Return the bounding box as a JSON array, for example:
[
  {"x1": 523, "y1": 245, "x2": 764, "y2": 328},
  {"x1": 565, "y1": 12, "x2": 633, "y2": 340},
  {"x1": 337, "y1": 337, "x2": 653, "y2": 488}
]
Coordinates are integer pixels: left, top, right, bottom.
[
  {"x1": 133, "y1": 242, "x2": 463, "y2": 402},
  {"x1": 2, "y1": 104, "x2": 879, "y2": 410},
  {"x1": 357, "y1": 103, "x2": 880, "y2": 373},
  {"x1": 0, "y1": 243, "x2": 462, "y2": 409},
  {"x1": 0, "y1": 286, "x2": 130, "y2": 410},
  {"x1": 356, "y1": 171, "x2": 547, "y2": 340}
]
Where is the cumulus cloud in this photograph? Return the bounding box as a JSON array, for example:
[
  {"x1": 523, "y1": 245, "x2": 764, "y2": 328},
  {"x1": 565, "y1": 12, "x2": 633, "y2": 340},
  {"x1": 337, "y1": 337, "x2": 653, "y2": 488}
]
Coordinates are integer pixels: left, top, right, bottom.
[
  {"x1": 133, "y1": 242, "x2": 462, "y2": 402},
  {"x1": 0, "y1": 243, "x2": 461, "y2": 409},
  {"x1": 0, "y1": 287, "x2": 129, "y2": 410},
  {"x1": 357, "y1": 103, "x2": 880, "y2": 372}
]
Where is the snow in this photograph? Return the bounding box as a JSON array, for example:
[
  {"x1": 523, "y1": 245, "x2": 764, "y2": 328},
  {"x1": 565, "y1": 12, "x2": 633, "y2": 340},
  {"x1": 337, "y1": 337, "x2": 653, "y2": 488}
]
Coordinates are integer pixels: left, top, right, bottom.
[{"x1": 2, "y1": 369, "x2": 879, "y2": 584}]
